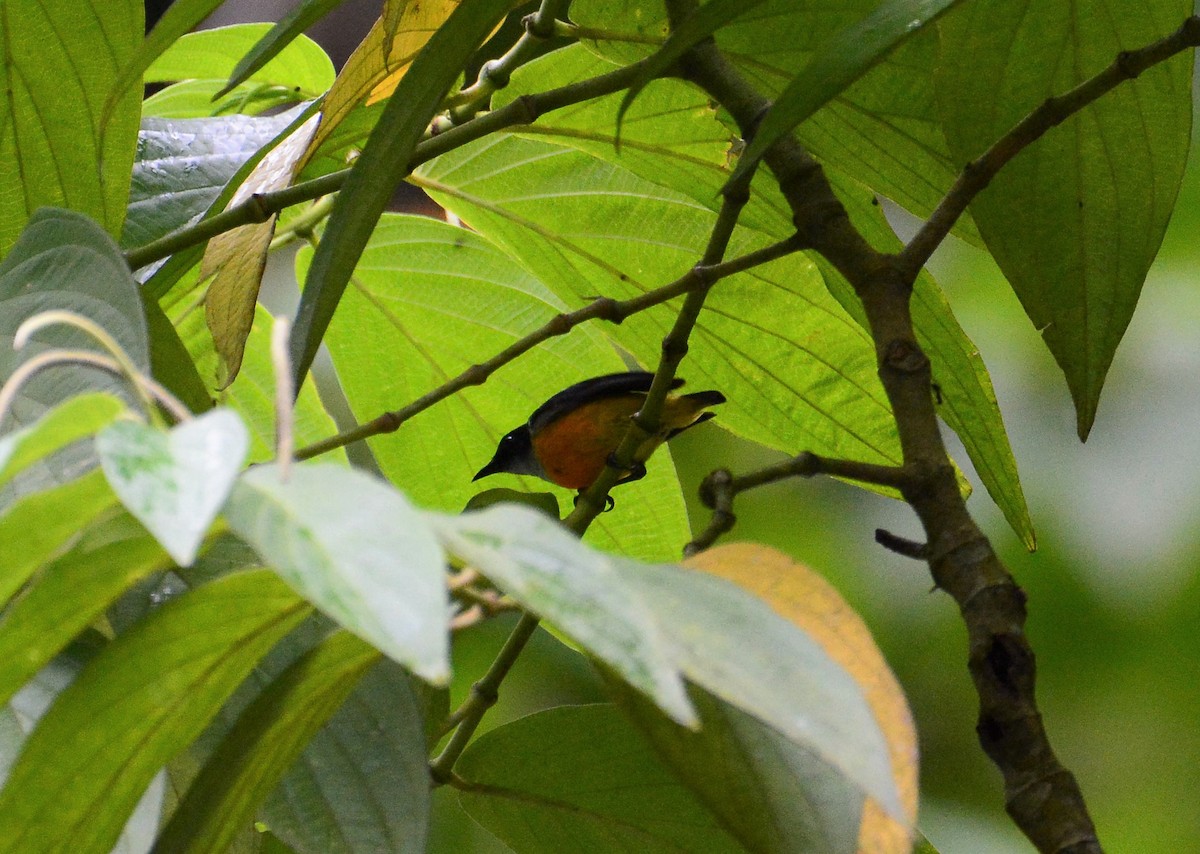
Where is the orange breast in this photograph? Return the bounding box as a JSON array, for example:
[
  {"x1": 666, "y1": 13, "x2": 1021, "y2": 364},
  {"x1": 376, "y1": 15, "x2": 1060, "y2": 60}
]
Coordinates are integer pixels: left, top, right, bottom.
[{"x1": 530, "y1": 396, "x2": 643, "y2": 490}]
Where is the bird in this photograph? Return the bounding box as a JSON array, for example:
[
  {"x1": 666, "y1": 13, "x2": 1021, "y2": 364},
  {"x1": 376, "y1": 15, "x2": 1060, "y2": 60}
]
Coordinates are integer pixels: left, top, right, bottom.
[{"x1": 473, "y1": 371, "x2": 726, "y2": 498}]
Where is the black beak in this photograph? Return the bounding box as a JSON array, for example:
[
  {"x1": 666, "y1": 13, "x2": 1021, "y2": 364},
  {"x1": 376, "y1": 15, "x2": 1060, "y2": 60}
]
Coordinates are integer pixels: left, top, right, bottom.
[{"x1": 473, "y1": 457, "x2": 502, "y2": 481}]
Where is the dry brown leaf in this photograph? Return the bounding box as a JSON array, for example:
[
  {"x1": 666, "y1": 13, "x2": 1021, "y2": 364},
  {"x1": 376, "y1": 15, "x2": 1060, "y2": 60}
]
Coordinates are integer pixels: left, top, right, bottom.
[
  {"x1": 202, "y1": 114, "x2": 321, "y2": 388},
  {"x1": 685, "y1": 542, "x2": 919, "y2": 854}
]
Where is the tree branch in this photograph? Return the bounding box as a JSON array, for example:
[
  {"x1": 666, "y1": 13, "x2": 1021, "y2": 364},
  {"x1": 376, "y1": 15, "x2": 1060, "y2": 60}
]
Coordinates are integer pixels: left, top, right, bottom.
[{"x1": 675, "y1": 22, "x2": 1112, "y2": 854}]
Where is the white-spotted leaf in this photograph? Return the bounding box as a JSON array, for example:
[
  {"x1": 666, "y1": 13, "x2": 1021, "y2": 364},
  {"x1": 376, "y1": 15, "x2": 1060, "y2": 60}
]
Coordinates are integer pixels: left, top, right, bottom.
[{"x1": 97, "y1": 409, "x2": 248, "y2": 566}]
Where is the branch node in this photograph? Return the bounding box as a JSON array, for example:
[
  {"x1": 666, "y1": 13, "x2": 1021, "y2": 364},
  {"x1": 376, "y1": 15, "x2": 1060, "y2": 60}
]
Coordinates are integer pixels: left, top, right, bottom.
[
  {"x1": 698, "y1": 468, "x2": 733, "y2": 508},
  {"x1": 883, "y1": 339, "x2": 929, "y2": 374},
  {"x1": 875, "y1": 528, "x2": 929, "y2": 560}
]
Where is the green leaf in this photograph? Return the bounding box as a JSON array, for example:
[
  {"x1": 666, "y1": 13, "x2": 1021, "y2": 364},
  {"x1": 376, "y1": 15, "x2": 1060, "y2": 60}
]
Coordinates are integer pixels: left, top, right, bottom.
[
  {"x1": 430, "y1": 504, "x2": 903, "y2": 823},
  {"x1": 261, "y1": 656, "x2": 440, "y2": 854},
  {"x1": 144, "y1": 298, "x2": 213, "y2": 415},
  {"x1": 0, "y1": 393, "x2": 124, "y2": 489},
  {"x1": 730, "y1": 0, "x2": 967, "y2": 186},
  {"x1": 935, "y1": 0, "x2": 1193, "y2": 438},
  {"x1": 0, "y1": 570, "x2": 310, "y2": 854},
  {"x1": 103, "y1": 0, "x2": 227, "y2": 125},
  {"x1": 570, "y1": 3, "x2": 975, "y2": 242},
  {"x1": 456, "y1": 704, "x2": 746, "y2": 853},
  {"x1": 155, "y1": 631, "x2": 381, "y2": 854},
  {"x1": 0, "y1": 470, "x2": 118, "y2": 608},
  {"x1": 617, "y1": 0, "x2": 766, "y2": 127},
  {"x1": 0, "y1": 1, "x2": 141, "y2": 254},
  {"x1": 2, "y1": 655, "x2": 168, "y2": 851},
  {"x1": 289, "y1": 0, "x2": 515, "y2": 386},
  {"x1": 124, "y1": 110, "x2": 304, "y2": 249},
  {"x1": 416, "y1": 136, "x2": 901, "y2": 469},
  {"x1": 96, "y1": 410, "x2": 249, "y2": 566},
  {"x1": 430, "y1": 506, "x2": 693, "y2": 727},
  {"x1": 0, "y1": 528, "x2": 169, "y2": 708},
  {"x1": 614, "y1": 686, "x2": 865, "y2": 854},
  {"x1": 490, "y1": 52, "x2": 1024, "y2": 539},
  {"x1": 146, "y1": 23, "x2": 335, "y2": 96},
  {"x1": 0, "y1": 210, "x2": 149, "y2": 501},
  {"x1": 225, "y1": 463, "x2": 451, "y2": 684},
  {"x1": 299, "y1": 214, "x2": 691, "y2": 561},
  {"x1": 218, "y1": 2, "x2": 349, "y2": 98},
  {"x1": 139, "y1": 23, "x2": 334, "y2": 119}
]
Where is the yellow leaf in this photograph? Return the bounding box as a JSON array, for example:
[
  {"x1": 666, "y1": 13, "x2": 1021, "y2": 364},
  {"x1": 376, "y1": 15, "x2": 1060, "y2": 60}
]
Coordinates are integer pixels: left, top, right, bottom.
[
  {"x1": 684, "y1": 542, "x2": 919, "y2": 854},
  {"x1": 301, "y1": 0, "x2": 462, "y2": 163}
]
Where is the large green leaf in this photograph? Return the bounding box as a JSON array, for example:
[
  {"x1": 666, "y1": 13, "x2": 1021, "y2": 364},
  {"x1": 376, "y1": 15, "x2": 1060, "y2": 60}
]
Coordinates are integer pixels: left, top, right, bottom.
[
  {"x1": 0, "y1": 470, "x2": 117, "y2": 607},
  {"x1": 1, "y1": 655, "x2": 166, "y2": 852},
  {"x1": 0, "y1": 1, "x2": 141, "y2": 254},
  {"x1": 225, "y1": 463, "x2": 450, "y2": 684},
  {"x1": 140, "y1": 22, "x2": 333, "y2": 119},
  {"x1": 155, "y1": 631, "x2": 381, "y2": 854},
  {"x1": 289, "y1": 0, "x2": 515, "y2": 385},
  {"x1": 145, "y1": 23, "x2": 335, "y2": 94},
  {"x1": 456, "y1": 704, "x2": 746, "y2": 852},
  {"x1": 0, "y1": 570, "x2": 310, "y2": 854},
  {"x1": 730, "y1": 0, "x2": 968, "y2": 186},
  {"x1": 935, "y1": 0, "x2": 1193, "y2": 438},
  {"x1": 430, "y1": 504, "x2": 903, "y2": 821},
  {"x1": 124, "y1": 110, "x2": 304, "y2": 249},
  {"x1": 0, "y1": 393, "x2": 124, "y2": 490},
  {"x1": 300, "y1": 213, "x2": 693, "y2": 561},
  {"x1": 416, "y1": 134, "x2": 902, "y2": 468},
  {"x1": 0, "y1": 527, "x2": 169, "y2": 708},
  {"x1": 573, "y1": 1, "x2": 975, "y2": 240},
  {"x1": 96, "y1": 410, "x2": 248, "y2": 566},
  {"x1": 0, "y1": 211, "x2": 148, "y2": 418},
  {"x1": 0, "y1": 211, "x2": 149, "y2": 503},
  {"x1": 614, "y1": 686, "x2": 865, "y2": 854},
  {"x1": 261, "y1": 656, "x2": 440, "y2": 854}
]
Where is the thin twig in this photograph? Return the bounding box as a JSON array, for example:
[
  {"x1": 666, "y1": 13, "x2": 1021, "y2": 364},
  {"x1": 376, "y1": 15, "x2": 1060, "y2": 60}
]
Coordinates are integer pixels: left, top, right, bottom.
[
  {"x1": 294, "y1": 235, "x2": 803, "y2": 461},
  {"x1": 900, "y1": 15, "x2": 1200, "y2": 280},
  {"x1": 122, "y1": 56, "x2": 656, "y2": 272},
  {"x1": 566, "y1": 134, "x2": 761, "y2": 536},
  {"x1": 446, "y1": 0, "x2": 569, "y2": 121},
  {"x1": 685, "y1": 452, "x2": 912, "y2": 555}
]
